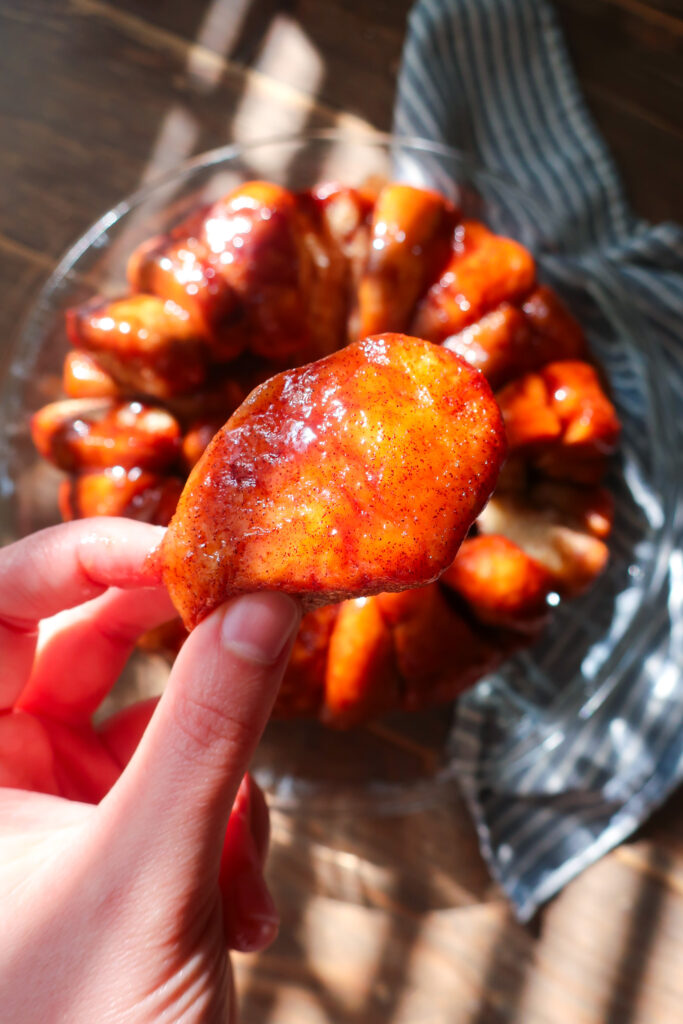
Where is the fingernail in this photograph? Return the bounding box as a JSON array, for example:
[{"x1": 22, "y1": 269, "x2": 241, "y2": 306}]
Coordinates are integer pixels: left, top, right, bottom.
[
  {"x1": 235, "y1": 774, "x2": 251, "y2": 812},
  {"x1": 233, "y1": 914, "x2": 280, "y2": 953},
  {"x1": 221, "y1": 593, "x2": 300, "y2": 665},
  {"x1": 223, "y1": 800, "x2": 279, "y2": 952},
  {"x1": 232, "y1": 874, "x2": 280, "y2": 953}
]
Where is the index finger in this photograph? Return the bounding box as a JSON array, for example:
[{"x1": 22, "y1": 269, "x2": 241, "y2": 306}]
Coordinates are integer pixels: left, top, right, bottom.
[
  {"x1": 0, "y1": 518, "x2": 166, "y2": 709},
  {"x1": 0, "y1": 518, "x2": 166, "y2": 629}
]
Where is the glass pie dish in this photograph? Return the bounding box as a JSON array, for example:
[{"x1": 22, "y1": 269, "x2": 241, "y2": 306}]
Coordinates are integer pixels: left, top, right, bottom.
[{"x1": 0, "y1": 131, "x2": 677, "y2": 813}]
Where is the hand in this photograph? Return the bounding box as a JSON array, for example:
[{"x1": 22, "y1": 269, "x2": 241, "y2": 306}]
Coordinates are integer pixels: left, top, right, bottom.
[{"x1": 0, "y1": 518, "x2": 300, "y2": 1023}]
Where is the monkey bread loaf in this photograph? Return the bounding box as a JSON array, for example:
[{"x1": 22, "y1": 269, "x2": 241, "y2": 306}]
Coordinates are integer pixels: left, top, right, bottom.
[{"x1": 31, "y1": 179, "x2": 620, "y2": 727}]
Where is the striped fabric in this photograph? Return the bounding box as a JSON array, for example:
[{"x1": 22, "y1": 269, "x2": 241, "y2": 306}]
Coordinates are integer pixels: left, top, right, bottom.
[{"x1": 394, "y1": 0, "x2": 683, "y2": 919}]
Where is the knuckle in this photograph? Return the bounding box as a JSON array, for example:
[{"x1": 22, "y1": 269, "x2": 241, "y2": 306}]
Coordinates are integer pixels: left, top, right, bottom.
[{"x1": 170, "y1": 686, "x2": 262, "y2": 769}]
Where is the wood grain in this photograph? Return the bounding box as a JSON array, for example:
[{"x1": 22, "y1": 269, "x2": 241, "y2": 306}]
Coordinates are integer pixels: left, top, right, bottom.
[
  {"x1": 554, "y1": 0, "x2": 683, "y2": 221},
  {"x1": 232, "y1": 789, "x2": 683, "y2": 1023},
  {"x1": 106, "y1": 0, "x2": 683, "y2": 222},
  {"x1": 0, "y1": 0, "x2": 351, "y2": 263},
  {"x1": 110, "y1": 0, "x2": 413, "y2": 128}
]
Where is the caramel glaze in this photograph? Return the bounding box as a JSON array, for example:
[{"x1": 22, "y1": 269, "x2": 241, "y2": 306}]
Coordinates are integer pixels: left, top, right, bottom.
[
  {"x1": 60, "y1": 468, "x2": 183, "y2": 525},
  {"x1": 358, "y1": 183, "x2": 459, "y2": 337},
  {"x1": 66, "y1": 294, "x2": 208, "y2": 400},
  {"x1": 161, "y1": 333, "x2": 506, "y2": 630},
  {"x1": 31, "y1": 399, "x2": 181, "y2": 473}
]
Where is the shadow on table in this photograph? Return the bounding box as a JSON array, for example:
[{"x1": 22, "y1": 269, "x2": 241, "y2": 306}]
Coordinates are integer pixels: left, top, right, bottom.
[
  {"x1": 466, "y1": 843, "x2": 672, "y2": 1024},
  {"x1": 603, "y1": 845, "x2": 673, "y2": 1024},
  {"x1": 237, "y1": 819, "x2": 674, "y2": 1023},
  {"x1": 237, "y1": 780, "x2": 498, "y2": 1023}
]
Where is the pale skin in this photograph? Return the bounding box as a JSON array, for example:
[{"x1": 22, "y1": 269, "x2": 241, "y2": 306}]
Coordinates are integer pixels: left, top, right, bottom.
[{"x1": 0, "y1": 518, "x2": 301, "y2": 1023}]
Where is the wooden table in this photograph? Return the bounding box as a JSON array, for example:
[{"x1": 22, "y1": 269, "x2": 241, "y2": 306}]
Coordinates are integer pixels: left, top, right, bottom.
[{"x1": 1, "y1": 2, "x2": 682, "y2": 1020}]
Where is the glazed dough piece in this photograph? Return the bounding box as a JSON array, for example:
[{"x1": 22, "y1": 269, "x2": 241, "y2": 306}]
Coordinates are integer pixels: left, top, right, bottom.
[
  {"x1": 129, "y1": 181, "x2": 352, "y2": 365},
  {"x1": 63, "y1": 350, "x2": 120, "y2": 399},
  {"x1": 31, "y1": 399, "x2": 181, "y2": 473},
  {"x1": 412, "y1": 220, "x2": 536, "y2": 340},
  {"x1": 274, "y1": 605, "x2": 339, "y2": 719},
  {"x1": 128, "y1": 231, "x2": 238, "y2": 357},
  {"x1": 375, "y1": 587, "x2": 503, "y2": 713},
  {"x1": 66, "y1": 294, "x2": 208, "y2": 400},
  {"x1": 160, "y1": 333, "x2": 506, "y2": 629},
  {"x1": 60, "y1": 469, "x2": 182, "y2": 525},
  {"x1": 496, "y1": 360, "x2": 620, "y2": 484},
  {"x1": 443, "y1": 286, "x2": 586, "y2": 389},
  {"x1": 321, "y1": 585, "x2": 503, "y2": 727},
  {"x1": 477, "y1": 485, "x2": 614, "y2": 597},
  {"x1": 441, "y1": 535, "x2": 551, "y2": 631},
  {"x1": 357, "y1": 183, "x2": 457, "y2": 337},
  {"x1": 306, "y1": 182, "x2": 375, "y2": 342},
  {"x1": 322, "y1": 596, "x2": 399, "y2": 727}
]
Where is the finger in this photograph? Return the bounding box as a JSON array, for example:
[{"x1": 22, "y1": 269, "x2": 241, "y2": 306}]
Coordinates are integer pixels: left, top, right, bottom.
[
  {"x1": 103, "y1": 716, "x2": 276, "y2": 948},
  {"x1": 0, "y1": 518, "x2": 165, "y2": 624},
  {"x1": 0, "y1": 709, "x2": 121, "y2": 802},
  {"x1": 0, "y1": 712, "x2": 60, "y2": 795},
  {"x1": 220, "y1": 777, "x2": 279, "y2": 952},
  {"x1": 98, "y1": 698, "x2": 159, "y2": 770},
  {"x1": 34, "y1": 714, "x2": 121, "y2": 802},
  {"x1": 225, "y1": 776, "x2": 270, "y2": 867},
  {"x1": 0, "y1": 518, "x2": 165, "y2": 710},
  {"x1": 18, "y1": 587, "x2": 176, "y2": 723},
  {"x1": 245, "y1": 774, "x2": 270, "y2": 867},
  {"x1": 99, "y1": 592, "x2": 299, "y2": 895}
]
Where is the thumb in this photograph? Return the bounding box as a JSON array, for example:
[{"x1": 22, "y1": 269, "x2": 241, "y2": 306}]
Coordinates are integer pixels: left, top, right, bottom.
[{"x1": 98, "y1": 592, "x2": 300, "y2": 892}]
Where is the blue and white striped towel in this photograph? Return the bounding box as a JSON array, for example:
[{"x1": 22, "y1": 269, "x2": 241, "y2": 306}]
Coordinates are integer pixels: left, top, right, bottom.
[{"x1": 394, "y1": 0, "x2": 683, "y2": 920}]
